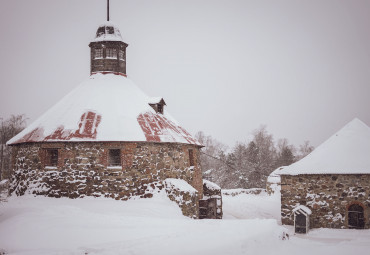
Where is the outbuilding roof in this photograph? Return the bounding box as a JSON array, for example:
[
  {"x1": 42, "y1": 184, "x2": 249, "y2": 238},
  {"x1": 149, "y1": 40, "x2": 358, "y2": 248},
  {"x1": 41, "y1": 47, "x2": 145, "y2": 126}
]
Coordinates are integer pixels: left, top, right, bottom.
[
  {"x1": 280, "y1": 118, "x2": 370, "y2": 175},
  {"x1": 7, "y1": 74, "x2": 201, "y2": 146}
]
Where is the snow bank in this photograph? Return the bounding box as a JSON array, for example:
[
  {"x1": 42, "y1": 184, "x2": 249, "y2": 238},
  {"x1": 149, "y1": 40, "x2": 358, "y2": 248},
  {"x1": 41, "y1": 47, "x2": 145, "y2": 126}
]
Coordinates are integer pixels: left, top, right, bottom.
[
  {"x1": 222, "y1": 188, "x2": 266, "y2": 196},
  {"x1": 0, "y1": 194, "x2": 289, "y2": 255},
  {"x1": 222, "y1": 189, "x2": 281, "y2": 220},
  {"x1": 1, "y1": 191, "x2": 370, "y2": 254}
]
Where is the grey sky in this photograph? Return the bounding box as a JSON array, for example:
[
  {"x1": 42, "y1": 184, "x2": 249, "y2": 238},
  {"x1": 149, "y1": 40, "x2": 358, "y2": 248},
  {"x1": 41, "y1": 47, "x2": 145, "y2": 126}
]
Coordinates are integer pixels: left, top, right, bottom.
[{"x1": 0, "y1": 0, "x2": 369, "y2": 148}]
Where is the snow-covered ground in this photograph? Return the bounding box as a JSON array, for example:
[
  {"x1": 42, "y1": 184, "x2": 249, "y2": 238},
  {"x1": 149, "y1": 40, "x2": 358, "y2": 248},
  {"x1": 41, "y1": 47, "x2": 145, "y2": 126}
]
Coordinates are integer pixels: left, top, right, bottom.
[{"x1": 0, "y1": 190, "x2": 369, "y2": 255}]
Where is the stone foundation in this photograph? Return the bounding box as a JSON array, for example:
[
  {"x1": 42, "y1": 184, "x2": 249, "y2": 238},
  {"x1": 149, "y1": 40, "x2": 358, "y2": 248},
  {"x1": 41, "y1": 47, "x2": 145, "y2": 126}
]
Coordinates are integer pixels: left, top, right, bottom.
[
  {"x1": 281, "y1": 174, "x2": 370, "y2": 229},
  {"x1": 10, "y1": 142, "x2": 203, "y2": 215}
]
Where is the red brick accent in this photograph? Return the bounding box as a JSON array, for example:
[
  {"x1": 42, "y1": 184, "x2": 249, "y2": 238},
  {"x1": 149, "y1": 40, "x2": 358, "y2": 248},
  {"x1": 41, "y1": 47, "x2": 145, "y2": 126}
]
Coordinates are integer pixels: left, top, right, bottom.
[{"x1": 91, "y1": 72, "x2": 127, "y2": 77}]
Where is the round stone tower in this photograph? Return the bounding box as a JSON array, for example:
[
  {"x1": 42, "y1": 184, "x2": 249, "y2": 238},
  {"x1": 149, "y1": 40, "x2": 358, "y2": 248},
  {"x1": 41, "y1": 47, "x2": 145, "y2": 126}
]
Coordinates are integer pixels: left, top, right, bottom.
[{"x1": 7, "y1": 11, "x2": 204, "y2": 218}]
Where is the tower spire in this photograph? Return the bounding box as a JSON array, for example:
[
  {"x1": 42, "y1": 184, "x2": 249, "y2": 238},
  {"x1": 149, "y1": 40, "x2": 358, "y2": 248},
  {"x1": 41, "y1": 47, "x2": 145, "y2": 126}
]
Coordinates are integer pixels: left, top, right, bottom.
[{"x1": 107, "y1": 0, "x2": 110, "y2": 21}]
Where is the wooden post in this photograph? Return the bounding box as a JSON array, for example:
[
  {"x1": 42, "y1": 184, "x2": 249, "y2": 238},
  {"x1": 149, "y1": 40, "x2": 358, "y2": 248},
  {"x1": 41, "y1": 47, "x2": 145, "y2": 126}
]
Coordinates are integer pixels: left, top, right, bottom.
[{"x1": 0, "y1": 118, "x2": 3, "y2": 180}]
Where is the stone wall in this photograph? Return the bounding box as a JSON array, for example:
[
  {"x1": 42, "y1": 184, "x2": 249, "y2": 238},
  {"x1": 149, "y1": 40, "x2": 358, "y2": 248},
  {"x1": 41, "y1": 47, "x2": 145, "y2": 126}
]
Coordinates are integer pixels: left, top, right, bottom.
[
  {"x1": 164, "y1": 178, "x2": 199, "y2": 218},
  {"x1": 10, "y1": 142, "x2": 203, "y2": 205},
  {"x1": 281, "y1": 174, "x2": 370, "y2": 229}
]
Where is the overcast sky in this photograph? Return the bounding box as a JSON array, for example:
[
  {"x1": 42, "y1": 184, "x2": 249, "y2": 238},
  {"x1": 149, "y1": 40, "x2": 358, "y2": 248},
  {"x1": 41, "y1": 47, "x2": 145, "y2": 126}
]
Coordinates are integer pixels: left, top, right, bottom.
[{"x1": 0, "y1": 0, "x2": 369, "y2": 149}]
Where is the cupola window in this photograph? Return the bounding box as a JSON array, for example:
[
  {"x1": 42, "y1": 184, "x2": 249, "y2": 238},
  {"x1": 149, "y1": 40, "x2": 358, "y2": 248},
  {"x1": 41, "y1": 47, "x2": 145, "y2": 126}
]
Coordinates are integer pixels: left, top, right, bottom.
[
  {"x1": 119, "y1": 50, "x2": 125, "y2": 61},
  {"x1": 94, "y1": 48, "x2": 103, "y2": 59},
  {"x1": 106, "y1": 48, "x2": 117, "y2": 59}
]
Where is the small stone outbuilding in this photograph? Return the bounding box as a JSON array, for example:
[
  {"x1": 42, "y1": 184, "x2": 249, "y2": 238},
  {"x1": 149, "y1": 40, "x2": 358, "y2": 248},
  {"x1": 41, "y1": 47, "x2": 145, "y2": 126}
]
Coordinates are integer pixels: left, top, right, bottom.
[{"x1": 280, "y1": 119, "x2": 370, "y2": 229}]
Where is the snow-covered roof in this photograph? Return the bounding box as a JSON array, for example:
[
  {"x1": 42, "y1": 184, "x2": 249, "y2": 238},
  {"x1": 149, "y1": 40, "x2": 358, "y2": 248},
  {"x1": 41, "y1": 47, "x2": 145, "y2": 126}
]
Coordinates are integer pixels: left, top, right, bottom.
[
  {"x1": 280, "y1": 118, "x2": 370, "y2": 175},
  {"x1": 7, "y1": 74, "x2": 201, "y2": 146},
  {"x1": 92, "y1": 21, "x2": 123, "y2": 42},
  {"x1": 266, "y1": 166, "x2": 285, "y2": 184},
  {"x1": 203, "y1": 180, "x2": 221, "y2": 191},
  {"x1": 293, "y1": 205, "x2": 312, "y2": 215}
]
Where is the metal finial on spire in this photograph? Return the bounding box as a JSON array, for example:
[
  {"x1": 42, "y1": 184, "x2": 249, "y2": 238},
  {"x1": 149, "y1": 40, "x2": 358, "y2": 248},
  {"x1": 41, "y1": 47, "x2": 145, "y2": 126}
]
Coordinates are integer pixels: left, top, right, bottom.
[{"x1": 107, "y1": 0, "x2": 110, "y2": 21}]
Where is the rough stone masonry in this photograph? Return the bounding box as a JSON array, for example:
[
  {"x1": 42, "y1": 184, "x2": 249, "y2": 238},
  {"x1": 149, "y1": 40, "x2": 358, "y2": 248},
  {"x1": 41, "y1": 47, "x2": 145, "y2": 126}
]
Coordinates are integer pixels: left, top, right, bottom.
[
  {"x1": 10, "y1": 141, "x2": 203, "y2": 218},
  {"x1": 281, "y1": 174, "x2": 370, "y2": 229}
]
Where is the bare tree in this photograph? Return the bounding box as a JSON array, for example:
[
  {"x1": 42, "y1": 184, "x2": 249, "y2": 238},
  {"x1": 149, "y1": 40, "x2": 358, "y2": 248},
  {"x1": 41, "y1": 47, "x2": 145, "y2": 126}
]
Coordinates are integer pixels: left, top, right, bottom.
[
  {"x1": 296, "y1": 140, "x2": 314, "y2": 160},
  {"x1": 196, "y1": 128, "x2": 315, "y2": 190},
  {"x1": 195, "y1": 131, "x2": 228, "y2": 182},
  {"x1": 0, "y1": 114, "x2": 27, "y2": 180}
]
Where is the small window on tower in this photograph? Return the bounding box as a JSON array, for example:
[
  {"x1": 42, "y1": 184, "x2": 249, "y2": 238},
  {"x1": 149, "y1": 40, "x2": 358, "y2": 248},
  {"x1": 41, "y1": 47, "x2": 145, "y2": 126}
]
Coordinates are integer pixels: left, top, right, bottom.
[
  {"x1": 94, "y1": 48, "x2": 103, "y2": 59},
  {"x1": 108, "y1": 149, "x2": 121, "y2": 167},
  {"x1": 119, "y1": 50, "x2": 125, "y2": 61},
  {"x1": 188, "y1": 149, "x2": 194, "y2": 167},
  {"x1": 45, "y1": 149, "x2": 58, "y2": 167},
  {"x1": 106, "y1": 48, "x2": 117, "y2": 59}
]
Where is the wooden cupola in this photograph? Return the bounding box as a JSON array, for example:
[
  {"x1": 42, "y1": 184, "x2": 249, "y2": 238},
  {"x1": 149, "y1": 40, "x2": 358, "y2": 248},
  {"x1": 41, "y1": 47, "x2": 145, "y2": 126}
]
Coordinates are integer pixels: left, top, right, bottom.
[{"x1": 88, "y1": 1, "x2": 128, "y2": 76}]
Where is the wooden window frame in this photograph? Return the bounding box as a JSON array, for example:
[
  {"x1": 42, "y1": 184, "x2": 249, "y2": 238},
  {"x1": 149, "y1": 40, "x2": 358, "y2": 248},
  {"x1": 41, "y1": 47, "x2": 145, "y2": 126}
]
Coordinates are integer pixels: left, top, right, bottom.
[
  {"x1": 106, "y1": 48, "x2": 117, "y2": 59},
  {"x1": 188, "y1": 149, "x2": 194, "y2": 167},
  {"x1": 94, "y1": 48, "x2": 103, "y2": 59},
  {"x1": 119, "y1": 50, "x2": 125, "y2": 61},
  {"x1": 108, "y1": 149, "x2": 121, "y2": 167},
  {"x1": 45, "y1": 149, "x2": 58, "y2": 167}
]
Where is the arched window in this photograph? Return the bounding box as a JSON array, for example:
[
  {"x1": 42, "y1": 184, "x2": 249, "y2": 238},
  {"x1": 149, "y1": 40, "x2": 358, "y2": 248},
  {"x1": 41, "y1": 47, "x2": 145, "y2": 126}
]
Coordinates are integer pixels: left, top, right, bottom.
[{"x1": 348, "y1": 204, "x2": 365, "y2": 229}]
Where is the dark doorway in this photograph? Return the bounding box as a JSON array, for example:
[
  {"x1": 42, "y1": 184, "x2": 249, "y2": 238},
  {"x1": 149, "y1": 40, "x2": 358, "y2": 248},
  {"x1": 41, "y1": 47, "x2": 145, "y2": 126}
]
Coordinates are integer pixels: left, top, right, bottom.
[
  {"x1": 295, "y1": 213, "x2": 307, "y2": 233},
  {"x1": 348, "y1": 204, "x2": 365, "y2": 229},
  {"x1": 199, "y1": 198, "x2": 217, "y2": 219}
]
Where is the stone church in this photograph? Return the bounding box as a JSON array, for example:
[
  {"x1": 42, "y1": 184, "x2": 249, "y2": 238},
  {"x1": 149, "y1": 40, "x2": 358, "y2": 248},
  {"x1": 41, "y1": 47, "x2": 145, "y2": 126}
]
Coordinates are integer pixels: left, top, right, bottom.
[
  {"x1": 6, "y1": 13, "x2": 215, "y2": 218},
  {"x1": 280, "y1": 118, "x2": 370, "y2": 229}
]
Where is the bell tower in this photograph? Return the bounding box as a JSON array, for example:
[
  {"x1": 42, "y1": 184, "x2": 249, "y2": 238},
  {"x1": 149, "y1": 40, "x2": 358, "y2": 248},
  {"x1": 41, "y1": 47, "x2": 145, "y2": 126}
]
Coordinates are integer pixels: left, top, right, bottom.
[{"x1": 88, "y1": 0, "x2": 128, "y2": 76}]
